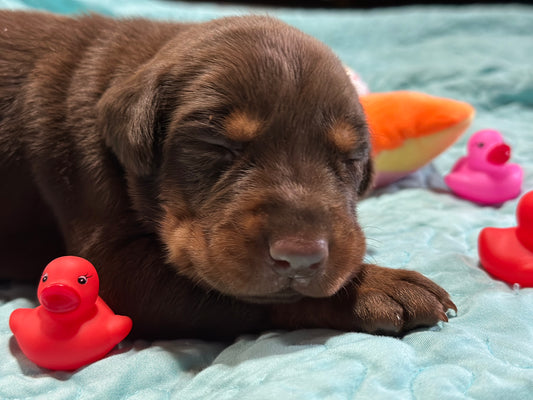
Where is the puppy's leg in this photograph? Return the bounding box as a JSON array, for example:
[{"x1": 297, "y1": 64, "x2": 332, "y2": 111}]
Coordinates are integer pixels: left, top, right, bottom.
[
  {"x1": 0, "y1": 162, "x2": 65, "y2": 280},
  {"x1": 73, "y1": 233, "x2": 270, "y2": 340},
  {"x1": 270, "y1": 264, "x2": 456, "y2": 335}
]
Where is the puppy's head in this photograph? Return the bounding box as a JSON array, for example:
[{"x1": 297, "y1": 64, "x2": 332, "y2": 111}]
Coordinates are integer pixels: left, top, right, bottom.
[{"x1": 98, "y1": 16, "x2": 373, "y2": 302}]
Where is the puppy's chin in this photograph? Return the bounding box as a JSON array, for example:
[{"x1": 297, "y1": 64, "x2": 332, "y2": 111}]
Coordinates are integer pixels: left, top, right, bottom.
[
  {"x1": 238, "y1": 288, "x2": 304, "y2": 304},
  {"x1": 234, "y1": 274, "x2": 335, "y2": 303}
]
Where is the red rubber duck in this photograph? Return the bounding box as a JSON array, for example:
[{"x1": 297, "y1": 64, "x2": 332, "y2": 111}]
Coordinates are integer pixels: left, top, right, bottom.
[
  {"x1": 478, "y1": 190, "x2": 533, "y2": 287},
  {"x1": 9, "y1": 256, "x2": 132, "y2": 371}
]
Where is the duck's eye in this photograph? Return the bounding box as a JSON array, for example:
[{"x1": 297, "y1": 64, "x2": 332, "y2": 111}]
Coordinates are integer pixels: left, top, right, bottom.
[
  {"x1": 41, "y1": 273, "x2": 48, "y2": 283},
  {"x1": 77, "y1": 276, "x2": 88, "y2": 285},
  {"x1": 477, "y1": 142, "x2": 485, "y2": 148}
]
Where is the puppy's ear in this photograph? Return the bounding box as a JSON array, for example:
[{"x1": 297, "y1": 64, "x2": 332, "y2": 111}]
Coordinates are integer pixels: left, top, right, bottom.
[
  {"x1": 97, "y1": 67, "x2": 163, "y2": 176},
  {"x1": 357, "y1": 158, "x2": 375, "y2": 198}
]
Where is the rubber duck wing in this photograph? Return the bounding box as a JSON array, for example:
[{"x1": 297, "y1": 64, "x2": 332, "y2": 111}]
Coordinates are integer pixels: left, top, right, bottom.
[
  {"x1": 107, "y1": 315, "x2": 132, "y2": 342},
  {"x1": 450, "y1": 156, "x2": 468, "y2": 173},
  {"x1": 9, "y1": 308, "x2": 31, "y2": 335}
]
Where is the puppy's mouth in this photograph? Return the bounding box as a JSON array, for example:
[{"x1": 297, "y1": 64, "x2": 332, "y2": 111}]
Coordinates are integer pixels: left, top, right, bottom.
[{"x1": 239, "y1": 287, "x2": 304, "y2": 304}]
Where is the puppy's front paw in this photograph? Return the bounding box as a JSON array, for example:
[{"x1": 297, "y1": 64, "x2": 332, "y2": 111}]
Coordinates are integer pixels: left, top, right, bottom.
[{"x1": 352, "y1": 264, "x2": 457, "y2": 335}]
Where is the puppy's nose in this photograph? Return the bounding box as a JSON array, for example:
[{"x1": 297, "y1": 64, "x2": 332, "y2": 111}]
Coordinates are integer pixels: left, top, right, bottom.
[{"x1": 269, "y1": 238, "x2": 328, "y2": 278}]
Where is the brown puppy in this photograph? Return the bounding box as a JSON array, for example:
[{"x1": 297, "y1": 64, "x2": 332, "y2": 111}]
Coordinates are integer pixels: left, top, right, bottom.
[{"x1": 0, "y1": 11, "x2": 455, "y2": 340}]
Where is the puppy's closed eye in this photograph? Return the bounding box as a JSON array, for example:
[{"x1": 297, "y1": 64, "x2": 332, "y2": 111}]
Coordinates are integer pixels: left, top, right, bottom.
[
  {"x1": 177, "y1": 137, "x2": 235, "y2": 176},
  {"x1": 197, "y1": 135, "x2": 245, "y2": 163},
  {"x1": 344, "y1": 146, "x2": 370, "y2": 165},
  {"x1": 165, "y1": 127, "x2": 245, "y2": 203},
  {"x1": 327, "y1": 120, "x2": 373, "y2": 195}
]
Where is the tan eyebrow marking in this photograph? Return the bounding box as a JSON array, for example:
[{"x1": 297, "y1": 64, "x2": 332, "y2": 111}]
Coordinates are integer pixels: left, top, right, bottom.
[
  {"x1": 329, "y1": 121, "x2": 358, "y2": 152},
  {"x1": 224, "y1": 111, "x2": 263, "y2": 142}
]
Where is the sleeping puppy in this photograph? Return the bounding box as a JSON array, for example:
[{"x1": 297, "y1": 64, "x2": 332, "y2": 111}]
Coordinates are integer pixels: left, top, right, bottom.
[{"x1": 0, "y1": 11, "x2": 456, "y2": 340}]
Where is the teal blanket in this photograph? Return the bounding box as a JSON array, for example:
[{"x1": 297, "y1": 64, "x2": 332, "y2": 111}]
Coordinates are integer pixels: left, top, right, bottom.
[{"x1": 1, "y1": 1, "x2": 532, "y2": 398}]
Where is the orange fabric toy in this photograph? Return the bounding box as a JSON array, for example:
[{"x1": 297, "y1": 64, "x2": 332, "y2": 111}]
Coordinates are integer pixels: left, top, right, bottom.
[{"x1": 360, "y1": 91, "x2": 475, "y2": 187}]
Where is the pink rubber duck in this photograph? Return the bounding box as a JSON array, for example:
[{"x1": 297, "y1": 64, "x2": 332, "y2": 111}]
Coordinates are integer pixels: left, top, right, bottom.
[
  {"x1": 445, "y1": 129, "x2": 523, "y2": 205},
  {"x1": 10, "y1": 256, "x2": 132, "y2": 371},
  {"x1": 479, "y1": 190, "x2": 533, "y2": 287}
]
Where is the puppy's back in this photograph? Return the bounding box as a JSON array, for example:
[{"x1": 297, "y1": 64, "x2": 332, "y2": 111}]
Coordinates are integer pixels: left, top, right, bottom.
[
  {"x1": 0, "y1": 11, "x2": 188, "y2": 279},
  {"x1": 0, "y1": 11, "x2": 186, "y2": 147}
]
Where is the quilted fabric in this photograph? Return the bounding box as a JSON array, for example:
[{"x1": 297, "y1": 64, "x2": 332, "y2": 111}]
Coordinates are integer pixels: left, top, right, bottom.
[{"x1": 1, "y1": 1, "x2": 533, "y2": 399}]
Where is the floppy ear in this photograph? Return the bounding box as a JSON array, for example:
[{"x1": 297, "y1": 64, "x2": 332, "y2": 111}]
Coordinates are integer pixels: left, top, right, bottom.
[
  {"x1": 97, "y1": 67, "x2": 162, "y2": 176},
  {"x1": 357, "y1": 158, "x2": 375, "y2": 198}
]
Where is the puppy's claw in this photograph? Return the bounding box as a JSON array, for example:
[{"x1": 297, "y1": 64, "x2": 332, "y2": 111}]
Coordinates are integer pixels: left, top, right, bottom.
[
  {"x1": 443, "y1": 299, "x2": 458, "y2": 315},
  {"x1": 448, "y1": 300, "x2": 458, "y2": 313},
  {"x1": 439, "y1": 311, "x2": 449, "y2": 323}
]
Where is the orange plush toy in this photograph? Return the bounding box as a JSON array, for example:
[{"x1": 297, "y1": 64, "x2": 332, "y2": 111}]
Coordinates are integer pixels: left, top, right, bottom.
[
  {"x1": 361, "y1": 91, "x2": 475, "y2": 187},
  {"x1": 345, "y1": 69, "x2": 476, "y2": 188}
]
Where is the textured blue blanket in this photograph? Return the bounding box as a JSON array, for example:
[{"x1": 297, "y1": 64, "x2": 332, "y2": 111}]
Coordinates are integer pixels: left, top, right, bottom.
[{"x1": 1, "y1": 1, "x2": 532, "y2": 399}]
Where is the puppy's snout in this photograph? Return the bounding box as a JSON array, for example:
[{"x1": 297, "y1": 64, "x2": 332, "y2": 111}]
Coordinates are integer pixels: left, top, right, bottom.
[{"x1": 269, "y1": 238, "x2": 328, "y2": 278}]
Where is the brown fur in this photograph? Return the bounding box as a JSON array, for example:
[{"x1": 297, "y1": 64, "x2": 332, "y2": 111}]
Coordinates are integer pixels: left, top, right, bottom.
[{"x1": 0, "y1": 11, "x2": 455, "y2": 340}]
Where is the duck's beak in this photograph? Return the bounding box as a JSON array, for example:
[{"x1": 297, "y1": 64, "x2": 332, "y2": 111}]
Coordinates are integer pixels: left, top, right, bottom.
[
  {"x1": 40, "y1": 284, "x2": 80, "y2": 313},
  {"x1": 487, "y1": 143, "x2": 511, "y2": 165}
]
